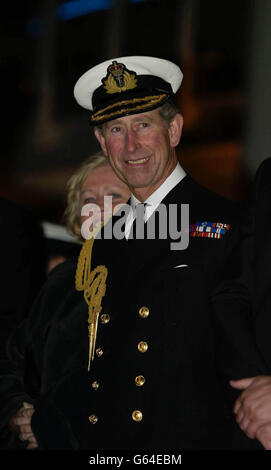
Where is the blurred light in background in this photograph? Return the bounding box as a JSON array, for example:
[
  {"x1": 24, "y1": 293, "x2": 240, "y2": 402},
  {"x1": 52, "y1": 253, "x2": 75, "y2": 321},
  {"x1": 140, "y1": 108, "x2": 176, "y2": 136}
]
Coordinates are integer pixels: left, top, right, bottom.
[{"x1": 26, "y1": 0, "x2": 147, "y2": 35}]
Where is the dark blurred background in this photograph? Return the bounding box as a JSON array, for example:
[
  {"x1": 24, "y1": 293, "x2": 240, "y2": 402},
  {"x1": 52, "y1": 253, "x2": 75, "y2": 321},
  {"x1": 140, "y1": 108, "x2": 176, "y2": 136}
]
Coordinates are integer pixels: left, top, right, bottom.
[{"x1": 1, "y1": 0, "x2": 271, "y2": 222}]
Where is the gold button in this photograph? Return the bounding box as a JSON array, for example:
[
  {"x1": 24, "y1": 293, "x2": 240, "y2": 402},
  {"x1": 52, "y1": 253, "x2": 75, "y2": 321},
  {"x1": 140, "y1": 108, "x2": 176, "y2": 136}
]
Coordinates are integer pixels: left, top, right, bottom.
[
  {"x1": 132, "y1": 410, "x2": 143, "y2": 422},
  {"x1": 100, "y1": 314, "x2": 110, "y2": 324},
  {"x1": 92, "y1": 381, "x2": 99, "y2": 390},
  {"x1": 138, "y1": 341, "x2": 148, "y2": 353},
  {"x1": 135, "y1": 375, "x2": 145, "y2": 386},
  {"x1": 96, "y1": 348, "x2": 104, "y2": 357},
  {"x1": 89, "y1": 414, "x2": 98, "y2": 424},
  {"x1": 139, "y1": 307, "x2": 149, "y2": 318}
]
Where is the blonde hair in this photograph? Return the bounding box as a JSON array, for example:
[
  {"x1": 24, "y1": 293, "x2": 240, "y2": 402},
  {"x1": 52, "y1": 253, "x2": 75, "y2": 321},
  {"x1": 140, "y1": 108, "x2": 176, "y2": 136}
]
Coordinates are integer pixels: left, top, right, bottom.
[{"x1": 64, "y1": 152, "x2": 109, "y2": 240}]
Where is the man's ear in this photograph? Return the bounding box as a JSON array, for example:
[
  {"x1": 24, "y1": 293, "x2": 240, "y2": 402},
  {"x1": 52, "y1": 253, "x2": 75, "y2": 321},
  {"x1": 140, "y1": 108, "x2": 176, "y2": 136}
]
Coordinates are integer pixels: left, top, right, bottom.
[
  {"x1": 168, "y1": 114, "x2": 183, "y2": 148},
  {"x1": 94, "y1": 127, "x2": 108, "y2": 156}
]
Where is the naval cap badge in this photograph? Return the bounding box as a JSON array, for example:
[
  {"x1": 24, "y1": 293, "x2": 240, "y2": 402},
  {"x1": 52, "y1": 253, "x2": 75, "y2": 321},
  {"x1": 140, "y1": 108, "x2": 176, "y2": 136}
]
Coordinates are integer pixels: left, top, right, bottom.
[{"x1": 102, "y1": 60, "x2": 137, "y2": 94}]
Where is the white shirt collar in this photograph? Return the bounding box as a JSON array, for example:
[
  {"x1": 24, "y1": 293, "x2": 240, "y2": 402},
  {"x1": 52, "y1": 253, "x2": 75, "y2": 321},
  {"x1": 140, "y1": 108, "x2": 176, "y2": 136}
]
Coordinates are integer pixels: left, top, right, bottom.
[
  {"x1": 124, "y1": 163, "x2": 186, "y2": 238},
  {"x1": 130, "y1": 162, "x2": 186, "y2": 219}
]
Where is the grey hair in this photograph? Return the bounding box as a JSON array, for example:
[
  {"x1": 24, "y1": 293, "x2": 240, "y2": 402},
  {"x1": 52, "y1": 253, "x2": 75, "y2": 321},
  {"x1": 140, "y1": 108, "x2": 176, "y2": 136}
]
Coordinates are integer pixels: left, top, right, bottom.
[{"x1": 158, "y1": 98, "x2": 181, "y2": 128}]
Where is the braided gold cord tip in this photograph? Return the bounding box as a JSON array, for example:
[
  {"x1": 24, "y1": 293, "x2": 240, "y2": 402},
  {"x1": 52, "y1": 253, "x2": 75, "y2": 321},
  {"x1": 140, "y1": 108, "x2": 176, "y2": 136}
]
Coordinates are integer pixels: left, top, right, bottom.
[{"x1": 75, "y1": 236, "x2": 108, "y2": 371}]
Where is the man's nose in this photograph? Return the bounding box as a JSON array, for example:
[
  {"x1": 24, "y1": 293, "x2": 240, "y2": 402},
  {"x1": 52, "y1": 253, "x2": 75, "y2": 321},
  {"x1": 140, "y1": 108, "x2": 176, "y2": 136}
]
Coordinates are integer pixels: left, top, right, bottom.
[{"x1": 126, "y1": 128, "x2": 138, "y2": 153}]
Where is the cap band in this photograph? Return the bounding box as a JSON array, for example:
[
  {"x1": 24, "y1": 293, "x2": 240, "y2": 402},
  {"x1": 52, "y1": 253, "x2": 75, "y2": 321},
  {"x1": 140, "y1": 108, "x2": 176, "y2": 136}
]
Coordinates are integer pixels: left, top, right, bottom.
[{"x1": 90, "y1": 93, "x2": 168, "y2": 124}]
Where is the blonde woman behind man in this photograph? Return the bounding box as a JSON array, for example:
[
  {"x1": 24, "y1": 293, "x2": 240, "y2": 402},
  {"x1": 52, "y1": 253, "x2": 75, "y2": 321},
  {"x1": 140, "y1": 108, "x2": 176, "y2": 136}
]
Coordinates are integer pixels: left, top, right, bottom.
[{"x1": 64, "y1": 152, "x2": 130, "y2": 241}]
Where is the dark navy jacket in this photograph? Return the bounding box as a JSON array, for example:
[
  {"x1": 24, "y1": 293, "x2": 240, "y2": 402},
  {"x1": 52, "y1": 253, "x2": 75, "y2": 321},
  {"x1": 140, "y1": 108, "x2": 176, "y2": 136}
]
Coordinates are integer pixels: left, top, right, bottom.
[{"x1": 0, "y1": 177, "x2": 264, "y2": 449}]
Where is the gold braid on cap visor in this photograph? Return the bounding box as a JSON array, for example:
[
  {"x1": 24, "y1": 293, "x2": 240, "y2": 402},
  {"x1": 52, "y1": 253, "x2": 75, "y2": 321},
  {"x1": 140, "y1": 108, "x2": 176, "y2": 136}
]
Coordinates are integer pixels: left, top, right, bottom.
[{"x1": 90, "y1": 93, "x2": 167, "y2": 123}]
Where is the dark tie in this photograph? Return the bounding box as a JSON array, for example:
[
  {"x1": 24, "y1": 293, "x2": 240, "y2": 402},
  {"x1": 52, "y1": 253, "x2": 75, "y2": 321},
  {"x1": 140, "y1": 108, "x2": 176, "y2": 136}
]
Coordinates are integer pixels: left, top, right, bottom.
[{"x1": 128, "y1": 203, "x2": 147, "y2": 241}]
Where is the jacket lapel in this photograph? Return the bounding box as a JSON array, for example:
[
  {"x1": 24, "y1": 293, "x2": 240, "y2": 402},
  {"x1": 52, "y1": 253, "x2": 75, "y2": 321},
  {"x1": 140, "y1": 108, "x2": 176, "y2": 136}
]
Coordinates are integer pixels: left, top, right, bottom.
[
  {"x1": 93, "y1": 175, "x2": 201, "y2": 283},
  {"x1": 119, "y1": 175, "x2": 200, "y2": 278}
]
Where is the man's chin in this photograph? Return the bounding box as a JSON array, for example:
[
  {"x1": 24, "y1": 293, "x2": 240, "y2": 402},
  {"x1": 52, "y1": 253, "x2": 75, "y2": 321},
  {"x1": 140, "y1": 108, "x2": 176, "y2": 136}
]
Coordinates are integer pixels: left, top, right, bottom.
[{"x1": 128, "y1": 180, "x2": 151, "y2": 189}]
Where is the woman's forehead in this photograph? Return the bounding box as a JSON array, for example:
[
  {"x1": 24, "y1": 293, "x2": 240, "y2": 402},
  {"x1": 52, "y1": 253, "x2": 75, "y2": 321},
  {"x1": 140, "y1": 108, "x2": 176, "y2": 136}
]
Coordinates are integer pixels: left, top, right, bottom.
[{"x1": 81, "y1": 165, "x2": 128, "y2": 190}]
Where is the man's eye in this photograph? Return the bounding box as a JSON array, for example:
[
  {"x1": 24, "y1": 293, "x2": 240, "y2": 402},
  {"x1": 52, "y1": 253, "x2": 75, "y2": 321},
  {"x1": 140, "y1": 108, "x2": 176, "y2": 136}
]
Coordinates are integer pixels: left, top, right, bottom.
[
  {"x1": 139, "y1": 122, "x2": 149, "y2": 128},
  {"x1": 111, "y1": 126, "x2": 121, "y2": 133},
  {"x1": 111, "y1": 193, "x2": 122, "y2": 199}
]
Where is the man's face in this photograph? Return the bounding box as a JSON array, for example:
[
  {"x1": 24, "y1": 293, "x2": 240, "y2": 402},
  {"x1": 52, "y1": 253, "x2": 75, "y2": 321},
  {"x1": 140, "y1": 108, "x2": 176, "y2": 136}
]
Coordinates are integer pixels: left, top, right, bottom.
[{"x1": 94, "y1": 109, "x2": 183, "y2": 200}]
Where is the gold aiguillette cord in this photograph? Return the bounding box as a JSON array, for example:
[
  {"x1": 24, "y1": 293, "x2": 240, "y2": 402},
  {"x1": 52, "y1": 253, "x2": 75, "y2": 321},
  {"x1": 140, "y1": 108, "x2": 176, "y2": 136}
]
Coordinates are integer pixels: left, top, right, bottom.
[{"x1": 75, "y1": 236, "x2": 108, "y2": 371}]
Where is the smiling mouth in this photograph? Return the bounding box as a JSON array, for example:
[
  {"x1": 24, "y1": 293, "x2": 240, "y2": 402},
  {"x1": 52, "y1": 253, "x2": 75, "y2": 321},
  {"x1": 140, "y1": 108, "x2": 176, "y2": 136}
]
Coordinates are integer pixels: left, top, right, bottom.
[{"x1": 126, "y1": 157, "x2": 150, "y2": 165}]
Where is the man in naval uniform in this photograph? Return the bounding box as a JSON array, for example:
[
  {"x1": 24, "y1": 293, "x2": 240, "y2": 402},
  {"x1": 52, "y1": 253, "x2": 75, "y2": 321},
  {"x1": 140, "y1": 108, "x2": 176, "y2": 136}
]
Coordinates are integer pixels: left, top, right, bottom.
[{"x1": 0, "y1": 57, "x2": 265, "y2": 450}]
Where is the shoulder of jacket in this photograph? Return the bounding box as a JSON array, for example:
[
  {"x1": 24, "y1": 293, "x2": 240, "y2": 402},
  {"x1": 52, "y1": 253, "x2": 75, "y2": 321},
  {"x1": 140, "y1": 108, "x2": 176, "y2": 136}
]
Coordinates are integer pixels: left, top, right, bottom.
[
  {"x1": 47, "y1": 257, "x2": 77, "y2": 282},
  {"x1": 187, "y1": 177, "x2": 241, "y2": 220}
]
